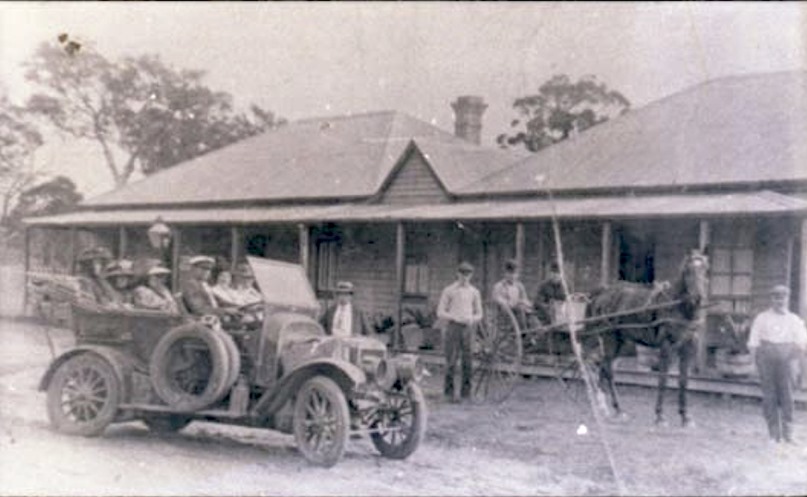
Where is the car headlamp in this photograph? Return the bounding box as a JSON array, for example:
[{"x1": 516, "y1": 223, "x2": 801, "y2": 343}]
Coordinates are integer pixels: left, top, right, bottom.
[
  {"x1": 391, "y1": 354, "x2": 424, "y2": 384},
  {"x1": 361, "y1": 356, "x2": 396, "y2": 390}
]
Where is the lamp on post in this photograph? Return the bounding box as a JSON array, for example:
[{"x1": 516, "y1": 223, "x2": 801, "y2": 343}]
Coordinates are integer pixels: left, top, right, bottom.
[{"x1": 147, "y1": 216, "x2": 172, "y2": 268}]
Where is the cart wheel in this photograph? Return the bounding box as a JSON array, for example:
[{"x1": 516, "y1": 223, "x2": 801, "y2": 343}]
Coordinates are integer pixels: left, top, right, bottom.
[
  {"x1": 293, "y1": 376, "x2": 349, "y2": 468},
  {"x1": 149, "y1": 324, "x2": 233, "y2": 411},
  {"x1": 47, "y1": 353, "x2": 121, "y2": 437},
  {"x1": 370, "y1": 382, "x2": 427, "y2": 460},
  {"x1": 471, "y1": 303, "x2": 522, "y2": 404},
  {"x1": 143, "y1": 414, "x2": 193, "y2": 433}
]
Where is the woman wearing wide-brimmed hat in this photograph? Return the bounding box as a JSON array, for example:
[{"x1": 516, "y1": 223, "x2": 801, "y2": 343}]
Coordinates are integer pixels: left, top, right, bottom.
[
  {"x1": 76, "y1": 246, "x2": 118, "y2": 305},
  {"x1": 103, "y1": 259, "x2": 136, "y2": 308},
  {"x1": 133, "y1": 265, "x2": 178, "y2": 313}
]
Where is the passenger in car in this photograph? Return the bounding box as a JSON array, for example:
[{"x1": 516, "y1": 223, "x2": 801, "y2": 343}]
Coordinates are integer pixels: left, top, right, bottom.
[
  {"x1": 76, "y1": 246, "x2": 117, "y2": 305},
  {"x1": 103, "y1": 259, "x2": 136, "y2": 308},
  {"x1": 182, "y1": 256, "x2": 238, "y2": 318},
  {"x1": 231, "y1": 262, "x2": 263, "y2": 306},
  {"x1": 210, "y1": 269, "x2": 241, "y2": 308},
  {"x1": 133, "y1": 265, "x2": 179, "y2": 313}
]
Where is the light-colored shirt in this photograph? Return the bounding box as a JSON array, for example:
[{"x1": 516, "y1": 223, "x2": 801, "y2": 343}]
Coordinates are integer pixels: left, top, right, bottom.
[
  {"x1": 210, "y1": 284, "x2": 240, "y2": 307},
  {"x1": 232, "y1": 285, "x2": 263, "y2": 306},
  {"x1": 332, "y1": 303, "x2": 353, "y2": 338},
  {"x1": 438, "y1": 280, "x2": 483, "y2": 325},
  {"x1": 492, "y1": 279, "x2": 531, "y2": 309},
  {"x1": 133, "y1": 285, "x2": 179, "y2": 313},
  {"x1": 748, "y1": 309, "x2": 807, "y2": 349}
]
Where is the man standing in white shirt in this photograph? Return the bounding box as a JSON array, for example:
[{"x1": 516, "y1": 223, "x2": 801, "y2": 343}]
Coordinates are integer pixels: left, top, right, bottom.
[
  {"x1": 438, "y1": 262, "x2": 483, "y2": 402},
  {"x1": 320, "y1": 281, "x2": 371, "y2": 338},
  {"x1": 748, "y1": 284, "x2": 807, "y2": 444}
]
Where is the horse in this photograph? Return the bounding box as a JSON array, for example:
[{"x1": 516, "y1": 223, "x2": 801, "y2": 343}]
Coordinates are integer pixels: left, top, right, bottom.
[{"x1": 582, "y1": 253, "x2": 709, "y2": 426}]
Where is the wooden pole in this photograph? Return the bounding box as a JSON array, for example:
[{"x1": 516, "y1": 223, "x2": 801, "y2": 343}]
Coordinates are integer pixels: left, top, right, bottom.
[
  {"x1": 68, "y1": 227, "x2": 77, "y2": 275},
  {"x1": 800, "y1": 219, "x2": 807, "y2": 317},
  {"x1": 601, "y1": 221, "x2": 612, "y2": 287},
  {"x1": 515, "y1": 222, "x2": 525, "y2": 270},
  {"x1": 299, "y1": 223, "x2": 310, "y2": 279},
  {"x1": 23, "y1": 226, "x2": 31, "y2": 316},
  {"x1": 537, "y1": 222, "x2": 546, "y2": 279},
  {"x1": 697, "y1": 220, "x2": 710, "y2": 373},
  {"x1": 230, "y1": 225, "x2": 241, "y2": 271},
  {"x1": 118, "y1": 226, "x2": 128, "y2": 259},
  {"x1": 395, "y1": 222, "x2": 406, "y2": 351},
  {"x1": 171, "y1": 228, "x2": 181, "y2": 293}
]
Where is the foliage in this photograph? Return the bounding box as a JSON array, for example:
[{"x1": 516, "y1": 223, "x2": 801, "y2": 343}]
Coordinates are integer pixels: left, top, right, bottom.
[
  {"x1": 497, "y1": 74, "x2": 630, "y2": 152},
  {"x1": 0, "y1": 93, "x2": 44, "y2": 225},
  {"x1": 7, "y1": 176, "x2": 82, "y2": 229},
  {"x1": 402, "y1": 305, "x2": 438, "y2": 329},
  {"x1": 25, "y1": 37, "x2": 285, "y2": 188}
]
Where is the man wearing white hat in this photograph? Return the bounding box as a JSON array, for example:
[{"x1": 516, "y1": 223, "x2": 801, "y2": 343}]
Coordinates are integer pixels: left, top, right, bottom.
[
  {"x1": 182, "y1": 255, "x2": 234, "y2": 317},
  {"x1": 748, "y1": 284, "x2": 807, "y2": 444},
  {"x1": 133, "y1": 265, "x2": 178, "y2": 313}
]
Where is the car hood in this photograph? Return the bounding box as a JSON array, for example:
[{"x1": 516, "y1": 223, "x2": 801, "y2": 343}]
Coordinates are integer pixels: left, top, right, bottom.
[{"x1": 246, "y1": 256, "x2": 320, "y2": 314}]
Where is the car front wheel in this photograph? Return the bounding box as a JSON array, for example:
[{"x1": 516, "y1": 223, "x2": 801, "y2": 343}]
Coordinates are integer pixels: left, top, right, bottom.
[
  {"x1": 370, "y1": 382, "x2": 427, "y2": 460},
  {"x1": 292, "y1": 376, "x2": 349, "y2": 467},
  {"x1": 46, "y1": 353, "x2": 121, "y2": 437}
]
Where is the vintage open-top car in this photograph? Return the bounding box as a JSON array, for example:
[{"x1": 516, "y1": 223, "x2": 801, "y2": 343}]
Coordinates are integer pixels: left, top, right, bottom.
[{"x1": 39, "y1": 256, "x2": 427, "y2": 467}]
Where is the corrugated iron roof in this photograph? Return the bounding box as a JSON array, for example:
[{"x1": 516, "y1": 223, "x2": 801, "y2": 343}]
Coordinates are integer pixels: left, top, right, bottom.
[
  {"x1": 83, "y1": 111, "x2": 523, "y2": 207},
  {"x1": 464, "y1": 71, "x2": 807, "y2": 194},
  {"x1": 26, "y1": 191, "x2": 807, "y2": 227}
]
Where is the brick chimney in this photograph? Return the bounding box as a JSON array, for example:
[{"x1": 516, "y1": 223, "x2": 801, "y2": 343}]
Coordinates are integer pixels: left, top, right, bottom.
[{"x1": 451, "y1": 95, "x2": 487, "y2": 145}]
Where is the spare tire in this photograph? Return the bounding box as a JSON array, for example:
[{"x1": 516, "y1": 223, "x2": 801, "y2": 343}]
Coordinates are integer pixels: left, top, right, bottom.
[
  {"x1": 149, "y1": 323, "x2": 233, "y2": 411},
  {"x1": 212, "y1": 328, "x2": 241, "y2": 393}
]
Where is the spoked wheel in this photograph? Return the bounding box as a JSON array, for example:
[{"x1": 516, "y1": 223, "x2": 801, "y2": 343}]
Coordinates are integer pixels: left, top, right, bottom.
[
  {"x1": 370, "y1": 383, "x2": 427, "y2": 460},
  {"x1": 293, "y1": 376, "x2": 350, "y2": 468},
  {"x1": 149, "y1": 324, "x2": 233, "y2": 411},
  {"x1": 46, "y1": 353, "x2": 121, "y2": 437},
  {"x1": 142, "y1": 414, "x2": 193, "y2": 433},
  {"x1": 471, "y1": 302, "x2": 523, "y2": 404}
]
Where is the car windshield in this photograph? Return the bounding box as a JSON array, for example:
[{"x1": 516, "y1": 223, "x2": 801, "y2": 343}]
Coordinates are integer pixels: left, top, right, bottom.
[{"x1": 246, "y1": 256, "x2": 319, "y2": 312}]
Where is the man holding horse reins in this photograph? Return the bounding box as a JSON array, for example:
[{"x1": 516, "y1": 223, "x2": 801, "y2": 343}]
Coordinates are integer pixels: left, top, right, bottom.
[{"x1": 748, "y1": 284, "x2": 807, "y2": 444}]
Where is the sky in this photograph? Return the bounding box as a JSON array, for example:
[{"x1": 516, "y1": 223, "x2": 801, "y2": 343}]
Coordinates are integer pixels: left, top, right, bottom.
[{"x1": 1, "y1": 2, "x2": 805, "y2": 197}]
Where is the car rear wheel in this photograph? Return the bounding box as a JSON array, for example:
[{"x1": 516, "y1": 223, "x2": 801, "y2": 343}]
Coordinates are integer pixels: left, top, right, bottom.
[
  {"x1": 142, "y1": 414, "x2": 193, "y2": 433},
  {"x1": 149, "y1": 324, "x2": 234, "y2": 411},
  {"x1": 46, "y1": 353, "x2": 121, "y2": 437},
  {"x1": 293, "y1": 376, "x2": 349, "y2": 468},
  {"x1": 370, "y1": 383, "x2": 427, "y2": 459}
]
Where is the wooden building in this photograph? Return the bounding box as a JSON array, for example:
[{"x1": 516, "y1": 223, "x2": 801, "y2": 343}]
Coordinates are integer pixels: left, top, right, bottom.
[{"x1": 24, "y1": 73, "x2": 807, "y2": 373}]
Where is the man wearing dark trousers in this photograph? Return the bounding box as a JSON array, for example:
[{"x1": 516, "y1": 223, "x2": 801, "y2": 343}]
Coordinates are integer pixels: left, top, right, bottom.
[
  {"x1": 748, "y1": 284, "x2": 807, "y2": 444},
  {"x1": 437, "y1": 262, "x2": 483, "y2": 403}
]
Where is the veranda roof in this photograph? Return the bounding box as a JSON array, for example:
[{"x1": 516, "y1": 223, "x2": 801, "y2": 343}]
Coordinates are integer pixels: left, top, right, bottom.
[{"x1": 25, "y1": 190, "x2": 807, "y2": 227}]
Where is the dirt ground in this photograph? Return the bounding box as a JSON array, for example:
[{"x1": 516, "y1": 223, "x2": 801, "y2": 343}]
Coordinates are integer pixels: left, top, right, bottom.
[{"x1": 0, "y1": 317, "x2": 805, "y2": 496}]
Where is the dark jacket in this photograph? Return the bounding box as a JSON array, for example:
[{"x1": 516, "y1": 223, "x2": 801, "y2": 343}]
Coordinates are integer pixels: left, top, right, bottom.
[
  {"x1": 182, "y1": 278, "x2": 222, "y2": 316},
  {"x1": 320, "y1": 303, "x2": 372, "y2": 336}
]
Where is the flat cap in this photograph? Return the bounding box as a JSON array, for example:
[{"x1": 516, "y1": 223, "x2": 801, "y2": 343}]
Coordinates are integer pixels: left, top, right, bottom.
[
  {"x1": 335, "y1": 281, "x2": 354, "y2": 294},
  {"x1": 457, "y1": 262, "x2": 474, "y2": 274},
  {"x1": 148, "y1": 266, "x2": 171, "y2": 276}
]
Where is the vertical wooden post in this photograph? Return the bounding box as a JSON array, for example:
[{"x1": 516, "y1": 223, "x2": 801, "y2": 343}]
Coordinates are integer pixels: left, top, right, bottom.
[
  {"x1": 696, "y1": 220, "x2": 710, "y2": 373},
  {"x1": 23, "y1": 227, "x2": 31, "y2": 315},
  {"x1": 601, "y1": 221, "x2": 612, "y2": 287},
  {"x1": 395, "y1": 222, "x2": 406, "y2": 351},
  {"x1": 537, "y1": 221, "x2": 546, "y2": 279},
  {"x1": 515, "y1": 222, "x2": 525, "y2": 269},
  {"x1": 171, "y1": 228, "x2": 181, "y2": 293},
  {"x1": 299, "y1": 223, "x2": 310, "y2": 278},
  {"x1": 118, "y1": 226, "x2": 128, "y2": 259},
  {"x1": 698, "y1": 220, "x2": 710, "y2": 253},
  {"x1": 68, "y1": 227, "x2": 77, "y2": 275},
  {"x1": 230, "y1": 225, "x2": 241, "y2": 271},
  {"x1": 800, "y1": 219, "x2": 807, "y2": 317}
]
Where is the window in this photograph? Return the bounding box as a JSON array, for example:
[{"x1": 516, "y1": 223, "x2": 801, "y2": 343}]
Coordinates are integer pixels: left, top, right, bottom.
[
  {"x1": 316, "y1": 241, "x2": 339, "y2": 291},
  {"x1": 404, "y1": 257, "x2": 429, "y2": 296},
  {"x1": 710, "y1": 222, "x2": 754, "y2": 313}
]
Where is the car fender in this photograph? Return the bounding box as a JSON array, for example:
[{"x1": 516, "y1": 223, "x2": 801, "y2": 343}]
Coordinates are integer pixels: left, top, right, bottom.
[
  {"x1": 39, "y1": 345, "x2": 134, "y2": 403},
  {"x1": 251, "y1": 358, "x2": 366, "y2": 416}
]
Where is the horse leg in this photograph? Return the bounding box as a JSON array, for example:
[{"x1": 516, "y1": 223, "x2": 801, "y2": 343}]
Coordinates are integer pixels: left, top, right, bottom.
[
  {"x1": 655, "y1": 342, "x2": 672, "y2": 426},
  {"x1": 599, "y1": 337, "x2": 624, "y2": 419},
  {"x1": 678, "y1": 340, "x2": 694, "y2": 427}
]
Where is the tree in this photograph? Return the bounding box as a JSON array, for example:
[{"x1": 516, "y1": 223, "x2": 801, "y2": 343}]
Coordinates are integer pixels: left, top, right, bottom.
[
  {"x1": 25, "y1": 38, "x2": 285, "y2": 188},
  {"x1": 0, "y1": 93, "x2": 43, "y2": 225},
  {"x1": 7, "y1": 176, "x2": 82, "y2": 231},
  {"x1": 497, "y1": 74, "x2": 630, "y2": 152}
]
